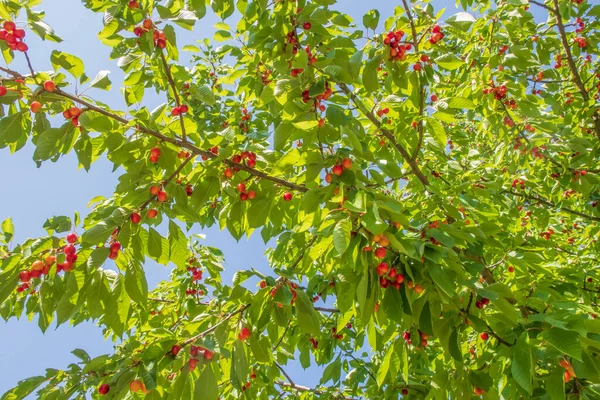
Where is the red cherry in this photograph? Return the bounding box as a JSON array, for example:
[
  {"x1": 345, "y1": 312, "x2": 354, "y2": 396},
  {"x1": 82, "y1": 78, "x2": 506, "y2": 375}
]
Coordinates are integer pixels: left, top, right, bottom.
[
  {"x1": 203, "y1": 349, "x2": 214, "y2": 360},
  {"x1": 508, "y1": 266, "x2": 515, "y2": 273},
  {"x1": 64, "y1": 245, "x2": 77, "y2": 256},
  {"x1": 332, "y1": 165, "x2": 344, "y2": 176},
  {"x1": 480, "y1": 332, "x2": 489, "y2": 341},
  {"x1": 240, "y1": 193, "x2": 249, "y2": 201},
  {"x1": 16, "y1": 42, "x2": 28, "y2": 52},
  {"x1": 237, "y1": 183, "x2": 246, "y2": 193},
  {"x1": 303, "y1": 22, "x2": 312, "y2": 30},
  {"x1": 171, "y1": 106, "x2": 181, "y2": 116},
  {"x1": 98, "y1": 384, "x2": 110, "y2": 395},
  {"x1": 413, "y1": 63, "x2": 422, "y2": 71},
  {"x1": 3, "y1": 21, "x2": 16, "y2": 32},
  {"x1": 0, "y1": 86, "x2": 7, "y2": 96},
  {"x1": 238, "y1": 327, "x2": 251, "y2": 341},
  {"x1": 43, "y1": 80, "x2": 56, "y2": 92},
  {"x1": 247, "y1": 190, "x2": 256, "y2": 199},
  {"x1": 128, "y1": 0, "x2": 139, "y2": 9},
  {"x1": 431, "y1": 94, "x2": 438, "y2": 102},
  {"x1": 481, "y1": 297, "x2": 490, "y2": 306},
  {"x1": 260, "y1": 280, "x2": 267, "y2": 289},
  {"x1": 147, "y1": 209, "x2": 158, "y2": 218},
  {"x1": 19, "y1": 270, "x2": 31, "y2": 282},
  {"x1": 232, "y1": 154, "x2": 242, "y2": 164},
  {"x1": 143, "y1": 18, "x2": 153, "y2": 30},
  {"x1": 342, "y1": 158, "x2": 352, "y2": 169},
  {"x1": 150, "y1": 185, "x2": 160, "y2": 195},
  {"x1": 283, "y1": 192, "x2": 293, "y2": 201},
  {"x1": 224, "y1": 168, "x2": 234, "y2": 179},
  {"x1": 66, "y1": 233, "x2": 78, "y2": 244},
  {"x1": 420, "y1": 54, "x2": 429, "y2": 62},
  {"x1": 401, "y1": 389, "x2": 408, "y2": 395},
  {"x1": 210, "y1": 146, "x2": 219, "y2": 155},
  {"x1": 157, "y1": 191, "x2": 168, "y2": 202},
  {"x1": 376, "y1": 262, "x2": 389, "y2": 276},
  {"x1": 171, "y1": 345, "x2": 181, "y2": 356},
  {"x1": 131, "y1": 213, "x2": 141, "y2": 224},
  {"x1": 156, "y1": 38, "x2": 167, "y2": 49},
  {"x1": 29, "y1": 101, "x2": 42, "y2": 113},
  {"x1": 374, "y1": 247, "x2": 386, "y2": 258},
  {"x1": 110, "y1": 242, "x2": 121, "y2": 252},
  {"x1": 475, "y1": 301, "x2": 483, "y2": 309},
  {"x1": 150, "y1": 147, "x2": 161, "y2": 157},
  {"x1": 247, "y1": 159, "x2": 256, "y2": 168}
]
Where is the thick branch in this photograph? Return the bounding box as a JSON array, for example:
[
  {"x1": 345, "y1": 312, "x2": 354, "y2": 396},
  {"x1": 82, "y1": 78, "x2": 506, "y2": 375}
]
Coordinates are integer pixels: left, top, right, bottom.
[
  {"x1": 334, "y1": 82, "x2": 430, "y2": 188},
  {"x1": 52, "y1": 88, "x2": 307, "y2": 192}
]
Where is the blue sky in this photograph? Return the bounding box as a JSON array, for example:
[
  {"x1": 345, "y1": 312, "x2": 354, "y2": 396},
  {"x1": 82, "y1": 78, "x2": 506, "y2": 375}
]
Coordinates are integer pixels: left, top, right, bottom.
[{"x1": 0, "y1": 0, "x2": 509, "y2": 395}]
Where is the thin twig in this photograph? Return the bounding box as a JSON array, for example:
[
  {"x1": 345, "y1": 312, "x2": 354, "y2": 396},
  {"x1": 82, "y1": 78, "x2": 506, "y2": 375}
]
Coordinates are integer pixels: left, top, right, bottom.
[
  {"x1": 160, "y1": 51, "x2": 187, "y2": 141},
  {"x1": 180, "y1": 304, "x2": 250, "y2": 347}
]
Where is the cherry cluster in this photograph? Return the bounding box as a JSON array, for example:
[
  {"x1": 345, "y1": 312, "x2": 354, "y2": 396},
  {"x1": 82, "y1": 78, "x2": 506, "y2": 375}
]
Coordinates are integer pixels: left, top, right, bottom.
[
  {"x1": 231, "y1": 150, "x2": 257, "y2": 168},
  {"x1": 474, "y1": 297, "x2": 490, "y2": 309},
  {"x1": 236, "y1": 182, "x2": 257, "y2": 201},
  {"x1": 382, "y1": 29, "x2": 410, "y2": 61},
  {"x1": 239, "y1": 107, "x2": 251, "y2": 132},
  {"x1": 171, "y1": 104, "x2": 188, "y2": 116},
  {"x1": 483, "y1": 84, "x2": 507, "y2": 100},
  {"x1": 325, "y1": 157, "x2": 352, "y2": 183},
  {"x1": 62, "y1": 106, "x2": 82, "y2": 127},
  {"x1": 511, "y1": 178, "x2": 525, "y2": 190},
  {"x1": 149, "y1": 146, "x2": 161, "y2": 163},
  {"x1": 149, "y1": 185, "x2": 168, "y2": 203},
  {"x1": 0, "y1": 21, "x2": 28, "y2": 52},
  {"x1": 428, "y1": 24, "x2": 444, "y2": 44},
  {"x1": 133, "y1": 19, "x2": 167, "y2": 49},
  {"x1": 107, "y1": 241, "x2": 121, "y2": 260},
  {"x1": 375, "y1": 261, "x2": 405, "y2": 289}
]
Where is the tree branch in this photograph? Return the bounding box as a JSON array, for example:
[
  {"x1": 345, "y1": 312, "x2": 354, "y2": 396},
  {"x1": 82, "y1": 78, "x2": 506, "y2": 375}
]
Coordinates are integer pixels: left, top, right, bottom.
[
  {"x1": 503, "y1": 190, "x2": 600, "y2": 222},
  {"x1": 160, "y1": 51, "x2": 187, "y2": 141},
  {"x1": 180, "y1": 304, "x2": 250, "y2": 347},
  {"x1": 51, "y1": 88, "x2": 308, "y2": 192}
]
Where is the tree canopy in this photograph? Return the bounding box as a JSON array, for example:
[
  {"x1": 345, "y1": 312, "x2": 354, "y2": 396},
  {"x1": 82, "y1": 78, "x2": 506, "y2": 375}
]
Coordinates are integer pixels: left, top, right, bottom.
[{"x1": 1, "y1": 0, "x2": 600, "y2": 398}]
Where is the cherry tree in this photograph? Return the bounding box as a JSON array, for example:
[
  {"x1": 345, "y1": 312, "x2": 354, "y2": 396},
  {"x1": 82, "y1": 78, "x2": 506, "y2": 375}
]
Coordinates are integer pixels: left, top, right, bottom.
[{"x1": 1, "y1": 0, "x2": 600, "y2": 398}]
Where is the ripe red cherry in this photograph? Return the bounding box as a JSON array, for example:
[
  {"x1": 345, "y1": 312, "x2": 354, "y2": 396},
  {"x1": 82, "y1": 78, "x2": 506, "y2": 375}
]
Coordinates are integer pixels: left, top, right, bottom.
[
  {"x1": 413, "y1": 63, "x2": 422, "y2": 71},
  {"x1": 30, "y1": 101, "x2": 42, "y2": 113},
  {"x1": 43, "y1": 80, "x2": 56, "y2": 92},
  {"x1": 171, "y1": 106, "x2": 180, "y2": 116},
  {"x1": 150, "y1": 147, "x2": 160, "y2": 157},
  {"x1": 283, "y1": 192, "x2": 293, "y2": 201},
  {"x1": 171, "y1": 345, "x2": 181, "y2": 356},
  {"x1": 142, "y1": 18, "x2": 153, "y2": 30},
  {"x1": 19, "y1": 270, "x2": 31, "y2": 282},
  {"x1": 475, "y1": 301, "x2": 483, "y2": 309},
  {"x1": 431, "y1": 94, "x2": 438, "y2": 102},
  {"x1": 420, "y1": 54, "x2": 429, "y2": 62},
  {"x1": 247, "y1": 159, "x2": 256, "y2": 168},
  {"x1": 508, "y1": 266, "x2": 515, "y2": 273},
  {"x1": 237, "y1": 183, "x2": 246, "y2": 193},
  {"x1": 332, "y1": 165, "x2": 344, "y2": 176},
  {"x1": 150, "y1": 185, "x2": 160, "y2": 195},
  {"x1": 240, "y1": 193, "x2": 248, "y2": 201},
  {"x1": 303, "y1": 22, "x2": 312, "y2": 30},
  {"x1": 203, "y1": 349, "x2": 214, "y2": 360},
  {"x1": 110, "y1": 242, "x2": 121, "y2": 252},
  {"x1": 16, "y1": 42, "x2": 28, "y2": 52},
  {"x1": 179, "y1": 104, "x2": 188, "y2": 113},
  {"x1": 157, "y1": 191, "x2": 168, "y2": 202},
  {"x1": 64, "y1": 245, "x2": 76, "y2": 256},
  {"x1": 210, "y1": 146, "x2": 219, "y2": 155},
  {"x1": 238, "y1": 327, "x2": 251, "y2": 341},
  {"x1": 131, "y1": 213, "x2": 141, "y2": 223},
  {"x1": 401, "y1": 389, "x2": 408, "y2": 395},
  {"x1": 325, "y1": 173, "x2": 333, "y2": 183},
  {"x1": 232, "y1": 154, "x2": 242, "y2": 164},
  {"x1": 98, "y1": 384, "x2": 110, "y2": 395},
  {"x1": 376, "y1": 262, "x2": 389, "y2": 276},
  {"x1": 156, "y1": 38, "x2": 166, "y2": 49},
  {"x1": 247, "y1": 190, "x2": 256, "y2": 199},
  {"x1": 259, "y1": 280, "x2": 267, "y2": 289},
  {"x1": 480, "y1": 332, "x2": 489, "y2": 341},
  {"x1": 3, "y1": 21, "x2": 16, "y2": 32},
  {"x1": 224, "y1": 168, "x2": 234, "y2": 179},
  {"x1": 66, "y1": 233, "x2": 78, "y2": 244},
  {"x1": 0, "y1": 86, "x2": 7, "y2": 96},
  {"x1": 342, "y1": 158, "x2": 352, "y2": 169},
  {"x1": 128, "y1": 0, "x2": 139, "y2": 9},
  {"x1": 147, "y1": 209, "x2": 158, "y2": 218},
  {"x1": 374, "y1": 247, "x2": 386, "y2": 258}
]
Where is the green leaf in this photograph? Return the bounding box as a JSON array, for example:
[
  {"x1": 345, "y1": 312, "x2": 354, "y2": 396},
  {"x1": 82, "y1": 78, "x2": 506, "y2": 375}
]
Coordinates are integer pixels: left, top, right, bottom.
[
  {"x1": 376, "y1": 344, "x2": 393, "y2": 386},
  {"x1": 436, "y1": 54, "x2": 465, "y2": 70},
  {"x1": 363, "y1": 9, "x2": 380, "y2": 30},
  {"x1": 82, "y1": 221, "x2": 116, "y2": 245},
  {"x1": 195, "y1": 365, "x2": 218, "y2": 400},
  {"x1": 448, "y1": 97, "x2": 476, "y2": 109},
  {"x1": 295, "y1": 290, "x2": 320, "y2": 336},
  {"x1": 544, "y1": 328, "x2": 583, "y2": 362},
  {"x1": 333, "y1": 218, "x2": 352, "y2": 255},
  {"x1": 0, "y1": 376, "x2": 47, "y2": 400},
  {"x1": 50, "y1": 50, "x2": 84, "y2": 78},
  {"x1": 125, "y1": 261, "x2": 148, "y2": 305},
  {"x1": 511, "y1": 332, "x2": 533, "y2": 394},
  {"x1": 89, "y1": 70, "x2": 111, "y2": 90},
  {"x1": 427, "y1": 117, "x2": 447, "y2": 147},
  {"x1": 363, "y1": 54, "x2": 383, "y2": 93}
]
